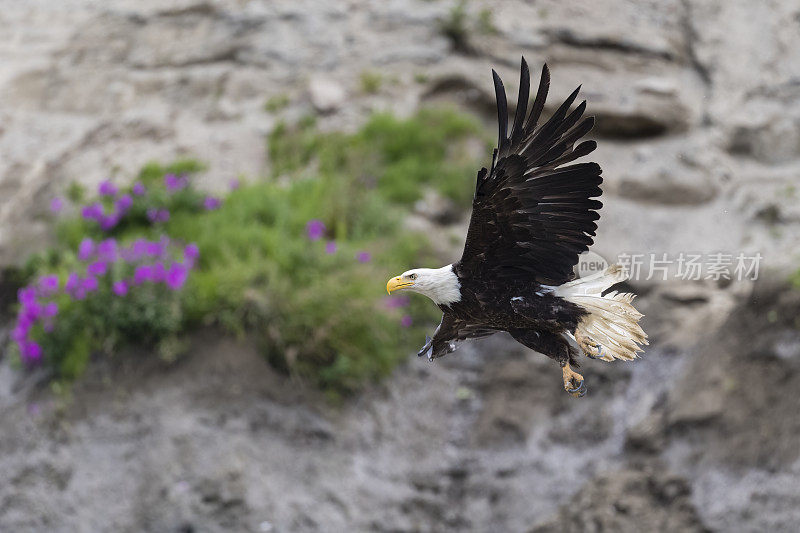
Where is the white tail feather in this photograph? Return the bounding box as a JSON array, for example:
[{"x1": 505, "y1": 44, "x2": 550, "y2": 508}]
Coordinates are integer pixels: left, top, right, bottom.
[{"x1": 555, "y1": 264, "x2": 648, "y2": 362}]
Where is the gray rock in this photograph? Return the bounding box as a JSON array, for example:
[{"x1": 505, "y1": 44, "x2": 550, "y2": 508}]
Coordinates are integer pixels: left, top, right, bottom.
[
  {"x1": 726, "y1": 99, "x2": 800, "y2": 164},
  {"x1": 616, "y1": 166, "x2": 718, "y2": 206},
  {"x1": 308, "y1": 76, "x2": 346, "y2": 113},
  {"x1": 531, "y1": 467, "x2": 709, "y2": 533},
  {"x1": 414, "y1": 189, "x2": 458, "y2": 224}
]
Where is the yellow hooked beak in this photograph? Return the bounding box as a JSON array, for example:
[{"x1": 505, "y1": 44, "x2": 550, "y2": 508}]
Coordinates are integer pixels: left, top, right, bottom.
[{"x1": 386, "y1": 276, "x2": 414, "y2": 294}]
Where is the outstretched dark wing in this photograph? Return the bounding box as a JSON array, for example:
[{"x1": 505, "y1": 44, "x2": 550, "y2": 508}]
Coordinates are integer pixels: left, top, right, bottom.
[
  {"x1": 417, "y1": 313, "x2": 497, "y2": 360},
  {"x1": 458, "y1": 58, "x2": 602, "y2": 285}
]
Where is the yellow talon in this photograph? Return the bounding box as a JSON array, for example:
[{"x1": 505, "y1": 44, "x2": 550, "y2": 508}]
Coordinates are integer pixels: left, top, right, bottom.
[{"x1": 561, "y1": 363, "x2": 585, "y2": 397}]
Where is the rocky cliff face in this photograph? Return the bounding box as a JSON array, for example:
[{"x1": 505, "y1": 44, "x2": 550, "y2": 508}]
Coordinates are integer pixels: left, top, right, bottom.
[
  {"x1": 1, "y1": 1, "x2": 799, "y2": 531},
  {"x1": 2, "y1": 282, "x2": 799, "y2": 532}
]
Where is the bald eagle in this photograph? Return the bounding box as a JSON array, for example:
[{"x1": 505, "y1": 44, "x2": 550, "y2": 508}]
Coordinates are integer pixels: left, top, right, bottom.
[{"x1": 386, "y1": 58, "x2": 647, "y2": 397}]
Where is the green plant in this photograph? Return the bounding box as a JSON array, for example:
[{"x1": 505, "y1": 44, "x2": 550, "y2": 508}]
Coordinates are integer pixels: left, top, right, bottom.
[
  {"x1": 439, "y1": 0, "x2": 471, "y2": 53},
  {"x1": 791, "y1": 270, "x2": 800, "y2": 290},
  {"x1": 477, "y1": 8, "x2": 498, "y2": 35},
  {"x1": 35, "y1": 267, "x2": 188, "y2": 378},
  {"x1": 164, "y1": 176, "x2": 440, "y2": 398},
  {"x1": 360, "y1": 71, "x2": 383, "y2": 94},
  {"x1": 268, "y1": 107, "x2": 487, "y2": 207},
  {"x1": 264, "y1": 94, "x2": 290, "y2": 113},
  {"x1": 11, "y1": 169, "x2": 207, "y2": 380},
  {"x1": 439, "y1": 2, "x2": 499, "y2": 51}
]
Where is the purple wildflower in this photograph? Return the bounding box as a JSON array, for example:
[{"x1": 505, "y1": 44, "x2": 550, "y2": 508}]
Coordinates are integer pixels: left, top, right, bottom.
[
  {"x1": 119, "y1": 247, "x2": 136, "y2": 262},
  {"x1": 356, "y1": 251, "x2": 371, "y2": 263},
  {"x1": 133, "y1": 265, "x2": 152, "y2": 285},
  {"x1": 132, "y1": 182, "x2": 146, "y2": 196},
  {"x1": 146, "y1": 241, "x2": 164, "y2": 257},
  {"x1": 400, "y1": 315, "x2": 413, "y2": 328},
  {"x1": 81, "y1": 203, "x2": 104, "y2": 221},
  {"x1": 39, "y1": 275, "x2": 59, "y2": 295},
  {"x1": 78, "y1": 238, "x2": 95, "y2": 261},
  {"x1": 115, "y1": 194, "x2": 133, "y2": 212},
  {"x1": 87, "y1": 261, "x2": 107, "y2": 276},
  {"x1": 165, "y1": 262, "x2": 188, "y2": 290},
  {"x1": 11, "y1": 323, "x2": 29, "y2": 343},
  {"x1": 112, "y1": 280, "x2": 128, "y2": 296},
  {"x1": 82, "y1": 276, "x2": 99, "y2": 293},
  {"x1": 18, "y1": 286, "x2": 37, "y2": 307},
  {"x1": 65, "y1": 272, "x2": 80, "y2": 293},
  {"x1": 99, "y1": 212, "x2": 120, "y2": 231},
  {"x1": 131, "y1": 239, "x2": 149, "y2": 260},
  {"x1": 72, "y1": 288, "x2": 87, "y2": 300},
  {"x1": 203, "y1": 196, "x2": 221, "y2": 210},
  {"x1": 306, "y1": 219, "x2": 326, "y2": 241},
  {"x1": 50, "y1": 197, "x2": 64, "y2": 214},
  {"x1": 325, "y1": 241, "x2": 337, "y2": 254},
  {"x1": 184, "y1": 243, "x2": 199, "y2": 261},
  {"x1": 151, "y1": 263, "x2": 166, "y2": 283},
  {"x1": 97, "y1": 239, "x2": 118, "y2": 262},
  {"x1": 146, "y1": 208, "x2": 169, "y2": 223},
  {"x1": 164, "y1": 174, "x2": 188, "y2": 192},
  {"x1": 43, "y1": 302, "x2": 58, "y2": 318},
  {"x1": 384, "y1": 295, "x2": 410, "y2": 309},
  {"x1": 98, "y1": 180, "x2": 118, "y2": 197},
  {"x1": 22, "y1": 301, "x2": 42, "y2": 322},
  {"x1": 18, "y1": 309, "x2": 33, "y2": 326},
  {"x1": 229, "y1": 178, "x2": 240, "y2": 190},
  {"x1": 20, "y1": 341, "x2": 42, "y2": 363}
]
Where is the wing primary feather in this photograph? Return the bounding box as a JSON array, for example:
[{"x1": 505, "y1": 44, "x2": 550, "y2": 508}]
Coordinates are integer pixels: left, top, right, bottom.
[
  {"x1": 559, "y1": 116, "x2": 595, "y2": 147},
  {"x1": 535, "y1": 117, "x2": 596, "y2": 166},
  {"x1": 510, "y1": 57, "x2": 530, "y2": 145},
  {"x1": 492, "y1": 70, "x2": 508, "y2": 152},
  {"x1": 548, "y1": 100, "x2": 587, "y2": 141},
  {"x1": 475, "y1": 167, "x2": 488, "y2": 196},
  {"x1": 525, "y1": 64, "x2": 550, "y2": 135},
  {"x1": 524, "y1": 85, "x2": 582, "y2": 152},
  {"x1": 525, "y1": 140, "x2": 597, "y2": 175}
]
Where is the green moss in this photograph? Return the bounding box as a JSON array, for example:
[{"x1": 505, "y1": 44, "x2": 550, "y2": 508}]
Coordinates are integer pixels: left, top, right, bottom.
[
  {"x1": 439, "y1": 1, "x2": 499, "y2": 50},
  {"x1": 268, "y1": 107, "x2": 486, "y2": 208},
  {"x1": 477, "y1": 8, "x2": 498, "y2": 35},
  {"x1": 791, "y1": 270, "x2": 800, "y2": 290},
  {"x1": 360, "y1": 71, "x2": 383, "y2": 94},
  {"x1": 264, "y1": 94, "x2": 290, "y2": 113},
  {"x1": 438, "y1": 0, "x2": 471, "y2": 52},
  {"x1": 267, "y1": 120, "x2": 321, "y2": 177},
  {"x1": 66, "y1": 182, "x2": 86, "y2": 204},
  {"x1": 137, "y1": 159, "x2": 206, "y2": 187}
]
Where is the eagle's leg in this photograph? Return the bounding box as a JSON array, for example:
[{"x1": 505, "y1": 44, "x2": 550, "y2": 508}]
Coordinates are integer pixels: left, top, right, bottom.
[
  {"x1": 574, "y1": 329, "x2": 603, "y2": 360},
  {"x1": 561, "y1": 362, "x2": 586, "y2": 398},
  {"x1": 509, "y1": 329, "x2": 586, "y2": 398}
]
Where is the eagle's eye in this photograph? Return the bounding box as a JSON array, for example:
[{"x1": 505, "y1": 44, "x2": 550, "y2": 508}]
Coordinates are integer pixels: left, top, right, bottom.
[{"x1": 408, "y1": 273, "x2": 417, "y2": 280}]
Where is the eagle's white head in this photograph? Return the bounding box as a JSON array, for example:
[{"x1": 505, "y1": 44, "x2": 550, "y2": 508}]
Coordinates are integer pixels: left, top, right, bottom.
[{"x1": 386, "y1": 264, "x2": 461, "y2": 306}]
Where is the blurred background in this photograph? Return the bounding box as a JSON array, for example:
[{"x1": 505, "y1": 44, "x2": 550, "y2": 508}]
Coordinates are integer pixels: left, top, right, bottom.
[{"x1": 1, "y1": 1, "x2": 800, "y2": 531}]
